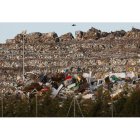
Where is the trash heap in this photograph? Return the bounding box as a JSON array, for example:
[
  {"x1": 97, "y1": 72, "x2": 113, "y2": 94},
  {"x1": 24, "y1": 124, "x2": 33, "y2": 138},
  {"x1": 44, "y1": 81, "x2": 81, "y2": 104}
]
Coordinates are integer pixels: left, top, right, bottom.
[
  {"x1": 105, "y1": 30, "x2": 126, "y2": 40},
  {"x1": 83, "y1": 27, "x2": 101, "y2": 40},
  {"x1": 75, "y1": 31, "x2": 83, "y2": 41},
  {"x1": 75, "y1": 28, "x2": 126, "y2": 41},
  {"x1": 26, "y1": 32, "x2": 42, "y2": 43},
  {"x1": 7, "y1": 32, "x2": 75, "y2": 44},
  {"x1": 6, "y1": 39, "x2": 16, "y2": 44},
  {"x1": 40, "y1": 32, "x2": 59, "y2": 43},
  {"x1": 75, "y1": 27, "x2": 102, "y2": 41},
  {"x1": 6, "y1": 26, "x2": 140, "y2": 44},
  {"x1": 14, "y1": 34, "x2": 24, "y2": 43},
  {"x1": 59, "y1": 32, "x2": 74, "y2": 42},
  {"x1": 2, "y1": 69, "x2": 140, "y2": 103},
  {"x1": 13, "y1": 32, "x2": 58, "y2": 44},
  {"x1": 124, "y1": 27, "x2": 140, "y2": 39},
  {"x1": 2, "y1": 26, "x2": 140, "y2": 104}
]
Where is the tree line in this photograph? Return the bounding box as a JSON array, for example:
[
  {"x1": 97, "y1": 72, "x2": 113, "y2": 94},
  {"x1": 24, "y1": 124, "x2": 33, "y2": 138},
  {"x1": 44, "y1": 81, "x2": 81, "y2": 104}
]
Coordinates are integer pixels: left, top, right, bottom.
[{"x1": 0, "y1": 86, "x2": 140, "y2": 117}]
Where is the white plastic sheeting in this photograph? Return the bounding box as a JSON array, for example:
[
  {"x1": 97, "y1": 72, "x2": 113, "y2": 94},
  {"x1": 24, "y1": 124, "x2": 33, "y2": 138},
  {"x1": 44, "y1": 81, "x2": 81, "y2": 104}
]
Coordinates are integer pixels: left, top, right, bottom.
[
  {"x1": 126, "y1": 71, "x2": 135, "y2": 78},
  {"x1": 109, "y1": 73, "x2": 126, "y2": 78},
  {"x1": 51, "y1": 84, "x2": 63, "y2": 95},
  {"x1": 106, "y1": 72, "x2": 135, "y2": 79},
  {"x1": 82, "y1": 94, "x2": 94, "y2": 99},
  {"x1": 67, "y1": 83, "x2": 76, "y2": 89}
]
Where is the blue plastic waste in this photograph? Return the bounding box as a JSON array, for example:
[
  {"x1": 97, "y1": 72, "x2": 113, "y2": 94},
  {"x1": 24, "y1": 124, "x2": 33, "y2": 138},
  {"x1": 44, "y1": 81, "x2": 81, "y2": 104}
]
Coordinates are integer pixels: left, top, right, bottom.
[{"x1": 38, "y1": 33, "x2": 41, "y2": 36}]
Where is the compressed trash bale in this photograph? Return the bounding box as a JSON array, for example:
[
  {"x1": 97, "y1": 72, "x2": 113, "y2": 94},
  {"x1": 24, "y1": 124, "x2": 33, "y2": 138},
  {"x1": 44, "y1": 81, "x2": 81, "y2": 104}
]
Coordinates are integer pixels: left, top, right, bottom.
[
  {"x1": 83, "y1": 27, "x2": 101, "y2": 40},
  {"x1": 75, "y1": 31, "x2": 83, "y2": 41},
  {"x1": 6, "y1": 39, "x2": 16, "y2": 44},
  {"x1": 40, "y1": 32, "x2": 58, "y2": 43}
]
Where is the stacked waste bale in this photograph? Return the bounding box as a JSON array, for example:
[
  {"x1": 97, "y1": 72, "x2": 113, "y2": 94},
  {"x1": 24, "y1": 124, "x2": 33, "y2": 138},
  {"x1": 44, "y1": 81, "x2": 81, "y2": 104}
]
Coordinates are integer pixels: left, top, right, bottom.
[
  {"x1": 40, "y1": 32, "x2": 58, "y2": 43},
  {"x1": 75, "y1": 27, "x2": 103, "y2": 41},
  {"x1": 75, "y1": 31, "x2": 83, "y2": 41},
  {"x1": 82, "y1": 27, "x2": 101, "y2": 40},
  {"x1": 59, "y1": 32, "x2": 74, "y2": 42},
  {"x1": 6, "y1": 39, "x2": 16, "y2": 44}
]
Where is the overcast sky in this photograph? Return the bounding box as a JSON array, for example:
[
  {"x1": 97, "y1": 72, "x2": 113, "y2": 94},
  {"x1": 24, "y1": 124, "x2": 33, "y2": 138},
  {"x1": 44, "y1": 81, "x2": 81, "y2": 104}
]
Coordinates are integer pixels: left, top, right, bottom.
[{"x1": 0, "y1": 22, "x2": 140, "y2": 43}]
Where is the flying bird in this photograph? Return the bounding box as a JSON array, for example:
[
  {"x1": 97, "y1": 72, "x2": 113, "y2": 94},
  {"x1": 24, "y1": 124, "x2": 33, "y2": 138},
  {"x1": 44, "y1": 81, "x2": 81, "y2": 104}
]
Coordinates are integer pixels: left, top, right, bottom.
[{"x1": 72, "y1": 24, "x2": 76, "y2": 26}]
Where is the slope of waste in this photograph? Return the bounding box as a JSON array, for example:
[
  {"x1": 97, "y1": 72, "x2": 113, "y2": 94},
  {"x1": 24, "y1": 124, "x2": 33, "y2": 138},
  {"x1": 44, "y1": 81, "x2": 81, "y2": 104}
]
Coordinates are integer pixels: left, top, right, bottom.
[{"x1": 1, "y1": 26, "x2": 140, "y2": 107}]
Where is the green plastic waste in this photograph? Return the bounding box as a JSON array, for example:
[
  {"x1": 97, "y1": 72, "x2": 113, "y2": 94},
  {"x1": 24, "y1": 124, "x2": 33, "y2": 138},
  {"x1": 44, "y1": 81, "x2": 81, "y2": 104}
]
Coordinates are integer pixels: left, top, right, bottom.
[{"x1": 112, "y1": 75, "x2": 119, "y2": 81}]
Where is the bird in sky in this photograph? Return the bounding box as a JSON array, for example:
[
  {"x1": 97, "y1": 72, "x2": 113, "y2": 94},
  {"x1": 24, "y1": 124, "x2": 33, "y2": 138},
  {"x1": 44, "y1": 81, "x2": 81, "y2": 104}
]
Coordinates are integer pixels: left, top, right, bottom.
[{"x1": 72, "y1": 24, "x2": 76, "y2": 26}]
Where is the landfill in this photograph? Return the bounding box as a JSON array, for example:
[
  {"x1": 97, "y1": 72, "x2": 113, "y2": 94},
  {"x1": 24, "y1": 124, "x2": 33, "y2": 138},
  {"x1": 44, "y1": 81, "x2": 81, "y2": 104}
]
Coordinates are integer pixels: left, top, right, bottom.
[{"x1": 1, "y1": 26, "x2": 140, "y2": 107}]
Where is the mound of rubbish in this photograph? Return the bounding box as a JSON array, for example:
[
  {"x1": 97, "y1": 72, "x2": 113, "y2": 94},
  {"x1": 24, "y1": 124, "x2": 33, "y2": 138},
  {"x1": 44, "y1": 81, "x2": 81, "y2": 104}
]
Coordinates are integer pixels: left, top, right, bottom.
[
  {"x1": 40, "y1": 32, "x2": 58, "y2": 43},
  {"x1": 84, "y1": 27, "x2": 101, "y2": 40},
  {"x1": 6, "y1": 39, "x2": 16, "y2": 44},
  {"x1": 6, "y1": 31, "x2": 74, "y2": 44},
  {"x1": 124, "y1": 27, "x2": 140, "y2": 38},
  {"x1": 75, "y1": 31, "x2": 83, "y2": 41},
  {"x1": 5, "y1": 26, "x2": 140, "y2": 44},
  {"x1": 59, "y1": 32, "x2": 74, "y2": 42},
  {"x1": 75, "y1": 27, "x2": 126, "y2": 41},
  {"x1": 12, "y1": 32, "x2": 58, "y2": 44},
  {"x1": 75, "y1": 28, "x2": 101, "y2": 41},
  {"x1": 103, "y1": 30, "x2": 126, "y2": 40}
]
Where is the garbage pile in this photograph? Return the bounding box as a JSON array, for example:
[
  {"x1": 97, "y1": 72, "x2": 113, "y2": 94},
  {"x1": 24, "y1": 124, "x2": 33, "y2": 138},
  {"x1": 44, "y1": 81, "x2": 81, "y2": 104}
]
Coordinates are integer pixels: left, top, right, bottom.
[
  {"x1": 25, "y1": 32, "x2": 42, "y2": 43},
  {"x1": 105, "y1": 30, "x2": 126, "y2": 40},
  {"x1": 2, "y1": 26, "x2": 140, "y2": 105},
  {"x1": 7, "y1": 31, "x2": 75, "y2": 44},
  {"x1": 40, "y1": 32, "x2": 59, "y2": 43},
  {"x1": 75, "y1": 27, "x2": 102, "y2": 41},
  {"x1": 6, "y1": 39, "x2": 16, "y2": 44},
  {"x1": 1, "y1": 41, "x2": 140, "y2": 75},
  {"x1": 75, "y1": 31, "x2": 83, "y2": 41},
  {"x1": 59, "y1": 32, "x2": 74, "y2": 42},
  {"x1": 124, "y1": 27, "x2": 140, "y2": 39},
  {"x1": 5, "y1": 26, "x2": 140, "y2": 44},
  {"x1": 13, "y1": 32, "x2": 58, "y2": 44},
  {"x1": 75, "y1": 27, "x2": 127, "y2": 41},
  {"x1": 83, "y1": 27, "x2": 101, "y2": 40},
  {"x1": 1, "y1": 70, "x2": 140, "y2": 104}
]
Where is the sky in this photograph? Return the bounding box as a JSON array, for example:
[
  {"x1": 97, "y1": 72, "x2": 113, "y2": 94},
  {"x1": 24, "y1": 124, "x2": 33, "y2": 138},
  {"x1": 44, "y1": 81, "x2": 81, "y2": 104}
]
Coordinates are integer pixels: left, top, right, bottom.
[{"x1": 1, "y1": 22, "x2": 140, "y2": 43}]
